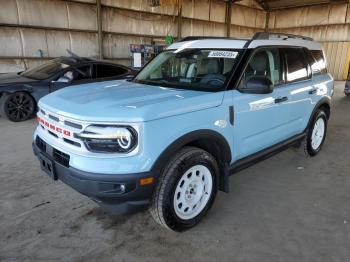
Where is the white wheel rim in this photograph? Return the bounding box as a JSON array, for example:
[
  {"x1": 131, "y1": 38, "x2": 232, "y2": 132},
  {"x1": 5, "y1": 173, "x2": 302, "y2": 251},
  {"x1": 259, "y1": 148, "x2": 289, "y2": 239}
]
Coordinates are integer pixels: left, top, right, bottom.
[
  {"x1": 173, "y1": 165, "x2": 213, "y2": 220},
  {"x1": 311, "y1": 118, "x2": 325, "y2": 150}
]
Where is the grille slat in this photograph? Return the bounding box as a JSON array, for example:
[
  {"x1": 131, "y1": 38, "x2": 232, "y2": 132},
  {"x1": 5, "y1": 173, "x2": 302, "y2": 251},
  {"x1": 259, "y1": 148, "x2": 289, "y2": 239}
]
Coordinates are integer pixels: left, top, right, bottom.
[
  {"x1": 49, "y1": 114, "x2": 59, "y2": 122},
  {"x1": 64, "y1": 121, "x2": 83, "y2": 130}
]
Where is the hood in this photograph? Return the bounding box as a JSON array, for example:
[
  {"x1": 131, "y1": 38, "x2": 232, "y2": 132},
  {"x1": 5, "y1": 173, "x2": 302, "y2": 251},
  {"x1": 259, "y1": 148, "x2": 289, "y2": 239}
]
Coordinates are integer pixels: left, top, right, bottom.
[
  {"x1": 0, "y1": 72, "x2": 37, "y2": 87},
  {"x1": 39, "y1": 80, "x2": 224, "y2": 122}
]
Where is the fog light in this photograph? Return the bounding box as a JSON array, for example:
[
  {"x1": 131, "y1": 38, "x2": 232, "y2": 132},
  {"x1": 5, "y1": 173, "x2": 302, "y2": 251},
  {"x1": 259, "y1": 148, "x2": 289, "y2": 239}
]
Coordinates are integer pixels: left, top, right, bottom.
[{"x1": 120, "y1": 184, "x2": 126, "y2": 193}]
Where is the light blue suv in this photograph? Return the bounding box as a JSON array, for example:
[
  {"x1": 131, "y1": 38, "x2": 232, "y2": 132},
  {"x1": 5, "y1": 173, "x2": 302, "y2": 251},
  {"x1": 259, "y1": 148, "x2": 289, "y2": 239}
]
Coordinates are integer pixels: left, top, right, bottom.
[{"x1": 33, "y1": 32, "x2": 334, "y2": 231}]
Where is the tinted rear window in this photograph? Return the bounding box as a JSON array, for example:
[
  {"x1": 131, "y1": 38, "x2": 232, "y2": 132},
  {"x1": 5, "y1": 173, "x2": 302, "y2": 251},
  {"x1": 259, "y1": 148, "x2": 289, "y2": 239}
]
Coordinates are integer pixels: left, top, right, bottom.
[
  {"x1": 283, "y1": 48, "x2": 310, "y2": 83},
  {"x1": 94, "y1": 65, "x2": 128, "y2": 79}
]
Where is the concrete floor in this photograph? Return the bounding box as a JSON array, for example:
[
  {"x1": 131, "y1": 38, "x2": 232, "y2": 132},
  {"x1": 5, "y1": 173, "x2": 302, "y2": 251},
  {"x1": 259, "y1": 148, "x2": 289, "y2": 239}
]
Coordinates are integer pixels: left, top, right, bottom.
[{"x1": 0, "y1": 82, "x2": 349, "y2": 262}]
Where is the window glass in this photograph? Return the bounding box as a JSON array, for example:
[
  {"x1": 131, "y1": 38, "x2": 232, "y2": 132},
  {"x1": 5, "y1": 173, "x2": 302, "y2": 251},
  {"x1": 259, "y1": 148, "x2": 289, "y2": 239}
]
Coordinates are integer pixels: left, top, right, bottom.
[
  {"x1": 310, "y1": 50, "x2": 327, "y2": 75},
  {"x1": 21, "y1": 58, "x2": 70, "y2": 80},
  {"x1": 134, "y1": 49, "x2": 241, "y2": 91},
  {"x1": 284, "y1": 48, "x2": 309, "y2": 83},
  {"x1": 94, "y1": 65, "x2": 128, "y2": 79},
  {"x1": 241, "y1": 48, "x2": 282, "y2": 87},
  {"x1": 74, "y1": 65, "x2": 92, "y2": 81}
]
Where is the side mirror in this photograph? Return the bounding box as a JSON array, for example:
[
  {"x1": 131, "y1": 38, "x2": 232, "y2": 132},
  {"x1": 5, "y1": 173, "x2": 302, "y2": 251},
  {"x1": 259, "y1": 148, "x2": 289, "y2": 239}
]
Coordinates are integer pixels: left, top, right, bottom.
[{"x1": 241, "y1": 76, "x2": 274, "y2": 94}]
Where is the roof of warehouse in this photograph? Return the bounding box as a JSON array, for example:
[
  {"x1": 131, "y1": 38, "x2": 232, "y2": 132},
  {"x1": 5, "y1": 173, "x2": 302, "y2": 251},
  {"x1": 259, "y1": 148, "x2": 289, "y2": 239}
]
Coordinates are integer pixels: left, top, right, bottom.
[{"x1": 255, "y1": 0, "x2": 348, "y2": 10}]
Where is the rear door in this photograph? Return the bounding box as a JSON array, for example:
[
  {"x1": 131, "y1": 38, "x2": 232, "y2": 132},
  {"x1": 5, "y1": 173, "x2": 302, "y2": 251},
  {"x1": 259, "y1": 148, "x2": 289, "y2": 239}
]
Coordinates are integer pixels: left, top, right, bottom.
[
  {"x1": 232, "y1": 47, "x2": 300, "y2": 159},
  {"x1": 280, "y1": 47, "x2": 314, "y2": 135}
]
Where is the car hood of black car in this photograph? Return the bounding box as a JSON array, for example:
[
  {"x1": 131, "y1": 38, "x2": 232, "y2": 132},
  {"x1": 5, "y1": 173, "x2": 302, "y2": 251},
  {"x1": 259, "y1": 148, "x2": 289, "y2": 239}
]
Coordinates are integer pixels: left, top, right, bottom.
[{"x1": 0, "y1": 73, "x2": 39, "y2": 87}]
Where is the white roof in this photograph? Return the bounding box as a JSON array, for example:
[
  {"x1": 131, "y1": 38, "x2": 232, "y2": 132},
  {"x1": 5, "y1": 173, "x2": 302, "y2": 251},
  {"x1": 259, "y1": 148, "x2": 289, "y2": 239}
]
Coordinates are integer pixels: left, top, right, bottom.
[
  {"x1": 248, "y1": 39, "x2": 322, "y2": 50},
  {"x1": 167, "y1": 39, "x2": 247, "y2": 50},
  {"x1": 167, "y1": 38, "x2": 322, "y2": 51}
]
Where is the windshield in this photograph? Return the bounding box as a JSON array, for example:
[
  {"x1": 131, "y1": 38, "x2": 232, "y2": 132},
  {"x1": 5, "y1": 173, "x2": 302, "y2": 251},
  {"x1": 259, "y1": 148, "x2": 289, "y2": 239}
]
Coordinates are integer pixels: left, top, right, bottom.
[
  {"x1": 134, "y1": 49, "x2": 241, "y2": 91},
  {"x1": 21, "y1": 58, "x2": 70, "y2": 80}
]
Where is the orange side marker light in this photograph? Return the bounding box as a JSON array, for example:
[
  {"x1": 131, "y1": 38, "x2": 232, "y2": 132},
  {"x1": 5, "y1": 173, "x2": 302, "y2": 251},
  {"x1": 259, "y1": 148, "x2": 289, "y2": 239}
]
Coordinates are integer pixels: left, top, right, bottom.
[{"x1": 140, "y1": 177, "x2": 154, "y2": 186}]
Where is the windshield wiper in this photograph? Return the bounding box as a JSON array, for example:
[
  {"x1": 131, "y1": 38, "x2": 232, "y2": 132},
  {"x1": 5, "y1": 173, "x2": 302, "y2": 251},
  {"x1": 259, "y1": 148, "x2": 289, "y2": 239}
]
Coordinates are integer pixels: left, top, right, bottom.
[{"x1": 135, "y1": 79, "x2": 172, "y2": 87}]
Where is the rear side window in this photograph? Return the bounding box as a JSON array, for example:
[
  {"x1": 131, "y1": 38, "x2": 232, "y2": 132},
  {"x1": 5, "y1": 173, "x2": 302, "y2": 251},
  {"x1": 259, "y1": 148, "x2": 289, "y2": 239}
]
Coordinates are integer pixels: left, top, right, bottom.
[
  {"x1": 93, "y1": 64, "x2": 128, "y2": 79},
  {"x1": 283, "y1": 48, "x2": 310, "y2": 83},
  {"x1": 310, "y1": 50, "x2": 327, "y2": 75}
]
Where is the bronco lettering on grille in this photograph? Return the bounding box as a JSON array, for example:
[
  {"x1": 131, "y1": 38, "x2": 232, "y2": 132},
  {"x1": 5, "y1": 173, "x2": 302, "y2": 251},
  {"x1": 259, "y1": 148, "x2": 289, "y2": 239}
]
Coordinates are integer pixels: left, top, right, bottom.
[{"x1": 37, "y1": 117, "x2": 71, "y2": 137}]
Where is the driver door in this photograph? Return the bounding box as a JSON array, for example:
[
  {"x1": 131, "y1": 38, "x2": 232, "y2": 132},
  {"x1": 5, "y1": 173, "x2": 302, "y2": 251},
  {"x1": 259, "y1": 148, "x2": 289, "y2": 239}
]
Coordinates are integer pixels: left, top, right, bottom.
[
  {"x1": 232, "y1": 48, "x2": 296, "y2": 160},
  {"x1": 50, "y1": 65, "x2": 92, "y2": 93}
]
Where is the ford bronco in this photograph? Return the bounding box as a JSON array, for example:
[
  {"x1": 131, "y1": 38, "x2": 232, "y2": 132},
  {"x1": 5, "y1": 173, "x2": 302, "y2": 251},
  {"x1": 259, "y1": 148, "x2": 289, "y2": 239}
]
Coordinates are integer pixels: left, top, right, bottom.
[{"x1": 33, "y1": 32, "x2": 334, "y2": 231}]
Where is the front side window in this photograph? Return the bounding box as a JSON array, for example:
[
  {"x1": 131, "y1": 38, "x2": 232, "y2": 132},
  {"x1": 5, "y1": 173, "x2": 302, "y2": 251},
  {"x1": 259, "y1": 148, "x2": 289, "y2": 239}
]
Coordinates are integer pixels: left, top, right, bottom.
[
  {"x1": 134, "y1": 49, "x2": 241, "y2": 91},
  {"x1": 240, "y1": 48, "x2": 283, "y2": 88},
  {"x1": 283, "y1": 48, "x2": 310, "y2": 83}
]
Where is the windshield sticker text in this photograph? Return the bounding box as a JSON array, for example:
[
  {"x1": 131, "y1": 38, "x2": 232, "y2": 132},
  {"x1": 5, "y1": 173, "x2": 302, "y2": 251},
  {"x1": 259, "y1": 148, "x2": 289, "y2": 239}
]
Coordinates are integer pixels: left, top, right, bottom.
[{"x1": 208, "y1": 51, "x2": 238, "y2": 59}]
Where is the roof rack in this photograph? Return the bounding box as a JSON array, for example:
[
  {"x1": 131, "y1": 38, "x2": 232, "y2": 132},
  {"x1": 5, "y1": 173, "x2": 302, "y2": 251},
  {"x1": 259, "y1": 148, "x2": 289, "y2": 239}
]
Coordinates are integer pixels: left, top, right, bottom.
[
  {"x1": 179, "y1": 36, "x2": 239, "y2": 42},
  {"x1": 252, "y1": 32, "x2": 313, "y2": 41}
]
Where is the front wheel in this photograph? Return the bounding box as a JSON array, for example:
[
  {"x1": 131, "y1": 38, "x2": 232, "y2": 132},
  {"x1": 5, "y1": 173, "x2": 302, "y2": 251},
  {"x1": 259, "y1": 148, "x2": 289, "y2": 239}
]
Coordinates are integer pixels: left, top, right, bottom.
[
  {"x1": 0, "y1": 92, "x2": 36, "y2": 122},
  {"x1": 150, "y1": 147, "x2": 219, "y2": 231},
  {"x1": 302, "y1": 109, "x2": 328, "y2": 156}
]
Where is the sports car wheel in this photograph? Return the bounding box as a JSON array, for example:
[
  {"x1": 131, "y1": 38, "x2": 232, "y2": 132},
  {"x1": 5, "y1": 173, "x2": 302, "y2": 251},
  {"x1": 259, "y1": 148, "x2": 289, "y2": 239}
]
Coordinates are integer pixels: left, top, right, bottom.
[{"x1": 0, "y1": 92, "x2": 36, "y2": 122}]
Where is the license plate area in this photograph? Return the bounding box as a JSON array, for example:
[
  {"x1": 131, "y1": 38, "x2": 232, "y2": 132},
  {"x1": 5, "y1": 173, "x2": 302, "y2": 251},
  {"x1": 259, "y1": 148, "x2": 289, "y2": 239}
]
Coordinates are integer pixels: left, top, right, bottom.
[{"x1": 39, "y1": 153, "x2": 57, "y2": 180}]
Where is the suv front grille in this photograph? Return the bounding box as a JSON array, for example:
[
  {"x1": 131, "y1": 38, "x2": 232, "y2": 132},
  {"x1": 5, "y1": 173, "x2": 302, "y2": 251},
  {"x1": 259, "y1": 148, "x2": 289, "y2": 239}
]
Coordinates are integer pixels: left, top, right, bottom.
[{"x1": 37, "y1": 109, "x2": 85, "y2": 149}]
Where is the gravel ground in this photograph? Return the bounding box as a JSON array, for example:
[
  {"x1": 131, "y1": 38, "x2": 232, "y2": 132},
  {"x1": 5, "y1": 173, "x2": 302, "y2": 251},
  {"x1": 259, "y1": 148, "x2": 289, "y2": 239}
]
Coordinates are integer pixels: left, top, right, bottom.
[{"x1": 0, "y1": 82, "x2": 349, "y2": 262}]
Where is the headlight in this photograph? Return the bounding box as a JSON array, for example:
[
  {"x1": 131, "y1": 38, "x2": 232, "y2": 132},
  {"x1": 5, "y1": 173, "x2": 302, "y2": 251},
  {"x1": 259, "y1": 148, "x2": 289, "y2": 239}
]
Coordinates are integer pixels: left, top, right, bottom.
[{"x1": 76, "y1": 125, "x2": 138, "y2": 153}]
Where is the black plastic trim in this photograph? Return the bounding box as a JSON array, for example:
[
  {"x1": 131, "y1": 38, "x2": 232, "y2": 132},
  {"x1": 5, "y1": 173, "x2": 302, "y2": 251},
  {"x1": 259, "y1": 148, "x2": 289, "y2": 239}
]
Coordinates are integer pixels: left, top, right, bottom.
[
  {"x1": 229, "y1": 106, "x2": 234, "y2": 126},
  {"x1": 32, "y1": 141, "x2": 154, "y2": 215},
  {"x1": 151, "y1": 129, "x2": 232, "y2": 173},
  {"x1": 230, "y1": 133, "x2": 306, "y2": 174}
]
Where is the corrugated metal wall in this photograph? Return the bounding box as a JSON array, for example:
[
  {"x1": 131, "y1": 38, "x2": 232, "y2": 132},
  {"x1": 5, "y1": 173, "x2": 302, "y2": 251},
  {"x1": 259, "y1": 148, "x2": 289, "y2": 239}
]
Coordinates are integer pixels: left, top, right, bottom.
[
  {"x1": 268, "y1": 3, "x2": 350, "y2": 80},
  {"x1": 0, "y1": 0, "x2": 265, "y2": 73}
]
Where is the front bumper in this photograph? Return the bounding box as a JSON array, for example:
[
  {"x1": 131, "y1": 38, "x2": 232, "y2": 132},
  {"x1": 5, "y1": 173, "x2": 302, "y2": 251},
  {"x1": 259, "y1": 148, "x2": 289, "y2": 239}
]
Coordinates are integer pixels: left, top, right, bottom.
[{"x1": 32, "y1": 136, "x2": 155, "y2": 214}]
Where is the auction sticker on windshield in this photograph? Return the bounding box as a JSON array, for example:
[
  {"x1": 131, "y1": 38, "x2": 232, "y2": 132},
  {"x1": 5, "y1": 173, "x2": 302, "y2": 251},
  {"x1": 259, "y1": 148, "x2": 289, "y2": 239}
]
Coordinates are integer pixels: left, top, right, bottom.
[{"x1": 208, "y1": 51, "x2": 238, "y2": 59}]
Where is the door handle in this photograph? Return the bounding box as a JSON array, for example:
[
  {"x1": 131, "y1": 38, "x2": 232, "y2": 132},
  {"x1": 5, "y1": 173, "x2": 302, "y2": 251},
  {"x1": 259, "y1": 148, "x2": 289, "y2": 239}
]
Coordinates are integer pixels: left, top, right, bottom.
[
  {"x1": 309, "y1": 88, "x2": 317, "y2": 95},
  {"x1": 275, "y1": 96, "x2": 288, "y2": 103}
]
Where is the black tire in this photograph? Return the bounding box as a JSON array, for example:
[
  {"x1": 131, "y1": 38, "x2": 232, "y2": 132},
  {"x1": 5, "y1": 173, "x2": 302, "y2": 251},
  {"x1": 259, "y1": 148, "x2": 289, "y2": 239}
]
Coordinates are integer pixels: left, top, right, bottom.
[
  {"x1": 150, "y1": 147, "x2": 219, "y2": 231},
  {"x1": 301, "y1": 109, "x2": 328, "y2": 157},
  {"x1": 0, "y1": 92, "x2": 36, "y2": 122},
  {"x1": 345, "y1": 93, "x2": 350, "y2": 97}
]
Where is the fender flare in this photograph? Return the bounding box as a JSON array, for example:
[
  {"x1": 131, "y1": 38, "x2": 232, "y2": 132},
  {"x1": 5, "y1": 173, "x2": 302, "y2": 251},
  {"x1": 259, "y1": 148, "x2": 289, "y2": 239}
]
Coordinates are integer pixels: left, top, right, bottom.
[
  {"x1": 151, "y1": 129, "x2": 232, "y2": 175},
  {"x1": 306, "y1": 97, "x2": 331, "y2": 131}
]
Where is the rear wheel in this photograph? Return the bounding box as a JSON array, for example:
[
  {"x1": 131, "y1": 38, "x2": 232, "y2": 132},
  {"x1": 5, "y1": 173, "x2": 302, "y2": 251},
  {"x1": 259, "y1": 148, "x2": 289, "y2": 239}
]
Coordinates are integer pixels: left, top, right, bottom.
[
  {"x1": 150, "y1": 147, "x2": 219, "y2": 231},
  {"x1": 301, "y1": 109, "x2": 328, "y2": 156},
  {"x1": 0, "y1": 92, "x2": 36, "y2": 122}
]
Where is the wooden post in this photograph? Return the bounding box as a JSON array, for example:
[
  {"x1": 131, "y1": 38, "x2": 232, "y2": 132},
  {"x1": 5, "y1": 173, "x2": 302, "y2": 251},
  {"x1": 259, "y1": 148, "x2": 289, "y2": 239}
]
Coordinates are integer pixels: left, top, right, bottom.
[
  {"x1": 97, "y1": 0, "x2": 103, "y2": 59},
  {"x1": 265, "y1": 11, "x2": 270, "y2": 32},
  {"x1": 226, "y1": 0, "x2": 232, "y2": 37},
  {"x1": 177, "y1": 0, "x2": 182, "y2": 40}
]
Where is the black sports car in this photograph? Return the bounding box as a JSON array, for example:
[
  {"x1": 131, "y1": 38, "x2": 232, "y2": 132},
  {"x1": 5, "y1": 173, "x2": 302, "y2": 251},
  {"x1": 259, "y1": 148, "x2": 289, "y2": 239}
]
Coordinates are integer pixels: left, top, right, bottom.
[{"x1": 0, "y1": 55, "x2": 136, "y2": 122}]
